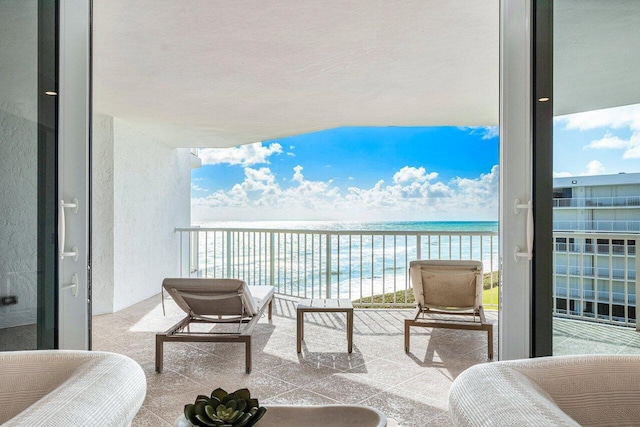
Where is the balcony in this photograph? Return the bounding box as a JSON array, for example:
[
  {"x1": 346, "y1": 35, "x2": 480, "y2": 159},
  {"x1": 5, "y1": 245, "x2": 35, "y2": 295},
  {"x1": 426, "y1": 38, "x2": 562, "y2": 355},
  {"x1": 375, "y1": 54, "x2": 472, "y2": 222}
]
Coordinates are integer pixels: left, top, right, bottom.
[
  {"x1": 93, "y1": 294, "x2": 640, "y2": 427},
  {"x1": 553, "y1": 220, "x2": 640, "y2": 232},
  {"x1": 553, "y1": 196, "x2": 640, "y2": 209},
  {"x1": 176, "y1": 227, "x2": 500, "y2": 308}
]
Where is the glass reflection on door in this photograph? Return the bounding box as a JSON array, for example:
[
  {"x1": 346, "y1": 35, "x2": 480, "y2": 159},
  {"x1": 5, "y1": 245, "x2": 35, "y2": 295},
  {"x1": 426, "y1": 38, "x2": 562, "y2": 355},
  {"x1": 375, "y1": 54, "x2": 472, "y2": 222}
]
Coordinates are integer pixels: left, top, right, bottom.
[
  {"x1": 552, "y1": 1, "x2": 640, "y2": 355},
  {"x1": 0, "y1": 0, "x2": 57, "y2": 350}
]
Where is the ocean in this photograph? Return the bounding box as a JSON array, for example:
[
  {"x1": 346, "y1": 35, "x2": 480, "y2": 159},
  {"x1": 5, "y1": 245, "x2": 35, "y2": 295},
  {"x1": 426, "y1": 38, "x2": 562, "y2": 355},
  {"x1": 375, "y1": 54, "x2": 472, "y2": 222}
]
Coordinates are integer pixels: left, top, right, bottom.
[
  {"x1": 198, "y1": 220, "x2": 498, "y2": 233},
  {"x1": 188, "y1": 221, "x2": 499, "y2": 302}
]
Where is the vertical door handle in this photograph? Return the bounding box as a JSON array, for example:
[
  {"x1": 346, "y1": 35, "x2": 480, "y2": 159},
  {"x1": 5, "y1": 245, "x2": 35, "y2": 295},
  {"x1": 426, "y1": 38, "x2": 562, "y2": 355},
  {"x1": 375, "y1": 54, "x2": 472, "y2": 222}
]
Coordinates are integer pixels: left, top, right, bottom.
[
  {"x1": 514, "y1": 199, "x2": 534, "y2": 261},
  {"x1": 59, "y1": 198, "x2": 79, "y2": 260}
]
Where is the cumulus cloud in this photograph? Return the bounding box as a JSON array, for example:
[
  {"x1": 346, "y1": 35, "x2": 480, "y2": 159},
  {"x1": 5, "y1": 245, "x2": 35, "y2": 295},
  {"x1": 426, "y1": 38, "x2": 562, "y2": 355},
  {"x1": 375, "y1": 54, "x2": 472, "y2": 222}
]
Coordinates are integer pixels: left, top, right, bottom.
[
  {"x1": 192, "y1": 164, "x2": 500, "y2": 222},
  {"x1": 392, "y1": 166, "x2": 438, "y2": 184},
  {"x1": 584, "y1": 160, "x2": 606, "y2": 175},
  {"x1": 584, "y1": 132, "x2": 640, "y2": 159},
  {"x1": 555, "y1": 104, "x2": 640, "y2": 132},
  {"x1": 554, "y1": 160, "x2": 606, "y2": 178},
  {"x1": 458, "y1": 126, "x2": 499, "y2": 140},
  {"x1": 558, "y1": 103, "x2": 640, "y2": 161},
  {"x1": 191, "y1": 182, "x2": 207, "y2": 192},
  {"x1": 199, "y1": 142, "x2": 282, "y2": 166},
  {"x1": 553, "y1": 171, "x2": 573, "y2": 178}
]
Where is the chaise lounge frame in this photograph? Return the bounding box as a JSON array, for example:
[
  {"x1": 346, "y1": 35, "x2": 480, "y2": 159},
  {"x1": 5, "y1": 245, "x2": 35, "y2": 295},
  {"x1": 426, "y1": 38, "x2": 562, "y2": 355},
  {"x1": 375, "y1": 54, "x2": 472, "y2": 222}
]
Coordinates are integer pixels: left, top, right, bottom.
[
  {"x1": 404, "y1": 260, "x2": 493, "y2": 360},
  {"x1": 156, "y1": 278, "x2": 274, "y2": 374}
]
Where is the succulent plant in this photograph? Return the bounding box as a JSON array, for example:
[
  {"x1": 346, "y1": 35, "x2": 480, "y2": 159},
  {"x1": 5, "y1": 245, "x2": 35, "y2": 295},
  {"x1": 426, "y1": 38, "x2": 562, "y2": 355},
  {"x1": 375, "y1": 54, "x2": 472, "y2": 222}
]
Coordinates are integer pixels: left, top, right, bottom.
[{"x1": 184, "y1": 388, "x2": 267, "y2": 427}]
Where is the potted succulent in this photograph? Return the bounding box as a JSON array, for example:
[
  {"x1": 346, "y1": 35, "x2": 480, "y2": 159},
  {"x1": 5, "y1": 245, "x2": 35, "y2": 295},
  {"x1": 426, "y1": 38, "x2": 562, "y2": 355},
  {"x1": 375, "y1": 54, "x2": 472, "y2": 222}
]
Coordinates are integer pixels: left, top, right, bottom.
[{"x1": 175, "y1": 388, "x2": 267, "y2": 427}]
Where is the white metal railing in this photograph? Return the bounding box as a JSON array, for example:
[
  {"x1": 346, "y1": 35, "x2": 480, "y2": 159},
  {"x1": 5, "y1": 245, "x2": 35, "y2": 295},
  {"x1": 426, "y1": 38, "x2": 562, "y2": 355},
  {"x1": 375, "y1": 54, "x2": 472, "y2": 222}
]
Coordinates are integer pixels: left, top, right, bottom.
[
  {"x1": 553, "y1": 232, "x2": 638, "y2": 327},
  {"x1": 176, "y1": 227, "x2": 499, "y2": 307},
  {"x1": 553, "y1": 220, "x2": 640, "y2": 232},
  {"x1": 554, "y1": 196, "x2": 640, "y2": 208}
]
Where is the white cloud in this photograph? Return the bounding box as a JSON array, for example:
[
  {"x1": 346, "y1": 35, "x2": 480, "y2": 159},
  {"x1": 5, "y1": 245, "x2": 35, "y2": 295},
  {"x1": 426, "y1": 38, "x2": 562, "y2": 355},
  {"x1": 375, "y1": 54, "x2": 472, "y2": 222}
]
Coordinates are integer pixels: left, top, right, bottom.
[
  {"x1": 392, "y1": 166, "x2": 438, "y2": 184},
  {"x1": 192, "y1": 164, "x2": 500, "y2": 222},
  {"x1": 624, "y1": 144, "x2": 640, "y2": 159},
  {"x1": 584, "y1": 132, "x2": 640, "y2": 159},
  {"x1": 554, "y1": 160, "x2": 607, "y2": 178},
  {"x1": 584, "y1": 160, "x2": 606, "y2": 175},
  {"x1": 199, "y1": 142, "x2": 282, "y2": 166},
  {"x1": 556, "y1": 104, "x2": 640, "y2": 132},
  {"x1": 191, "y1": 182, "x2": 207, "y2": 192},
  {"x1": 585, "y1": 132, "x2": 629, "y2": 150},
  {"x1": 557, "y1": 103, "x2": 640, "y2": 163},
  {"x1": 458, "y1": 126, "x2": 499, "y2": 140},
  {"x1": 553, "y1": 171, "x2": 573, "y2": 178}
]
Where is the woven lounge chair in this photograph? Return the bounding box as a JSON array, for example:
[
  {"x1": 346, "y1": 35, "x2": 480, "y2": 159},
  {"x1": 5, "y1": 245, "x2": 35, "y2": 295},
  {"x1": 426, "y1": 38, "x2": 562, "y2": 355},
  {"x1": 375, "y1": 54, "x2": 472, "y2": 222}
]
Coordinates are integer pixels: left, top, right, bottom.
[
  {"x1": 156, "y1": 278, "x2": 275, "y2": 374},
  {"x1": 404, "y1": 260, "x2": 493, "y2": 360}
]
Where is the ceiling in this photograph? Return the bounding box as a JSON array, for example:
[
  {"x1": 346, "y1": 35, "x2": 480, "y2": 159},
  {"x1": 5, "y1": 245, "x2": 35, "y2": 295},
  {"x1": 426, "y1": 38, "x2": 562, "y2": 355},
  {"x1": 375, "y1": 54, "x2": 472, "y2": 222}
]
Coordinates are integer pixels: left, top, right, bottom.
[{"x1": 93, "y1": 0, "x2": 640, "y2": 148}]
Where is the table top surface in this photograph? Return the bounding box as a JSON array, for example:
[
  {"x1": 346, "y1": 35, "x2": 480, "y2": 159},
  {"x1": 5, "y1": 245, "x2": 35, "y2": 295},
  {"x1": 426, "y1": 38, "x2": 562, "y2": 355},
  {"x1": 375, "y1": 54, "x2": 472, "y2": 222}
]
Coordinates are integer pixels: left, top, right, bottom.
[{"x1": 297, "y1": 298, "x2": 354, "y2": 311}]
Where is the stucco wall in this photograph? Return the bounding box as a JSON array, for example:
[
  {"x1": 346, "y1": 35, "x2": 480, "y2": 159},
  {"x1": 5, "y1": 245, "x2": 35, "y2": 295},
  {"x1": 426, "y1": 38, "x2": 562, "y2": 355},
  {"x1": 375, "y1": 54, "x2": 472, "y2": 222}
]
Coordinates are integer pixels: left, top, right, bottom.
[
  {"x1": 0, "y1": 0, "x2": 38, "y2": 329},
  {"x1": 92, "y1": 114, "x2": 115, "y2": 314},
  {"x1": 92, "y1": 115, "x2": 191, "y2": 313}
]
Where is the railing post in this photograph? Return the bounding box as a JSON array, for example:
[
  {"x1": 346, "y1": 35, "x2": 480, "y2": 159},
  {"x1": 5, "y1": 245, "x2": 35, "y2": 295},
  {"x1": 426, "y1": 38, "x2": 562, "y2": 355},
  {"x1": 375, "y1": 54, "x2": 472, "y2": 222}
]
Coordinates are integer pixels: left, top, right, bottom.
[
  {"x1": 326, "y1": 234, "x2": 331, "y2": 298},
  {"x1": 416, "y1": 235, "x2": 422, "y2": 260},
  {"x1": 269, "y1": 232, "x2": 275, "y2": 288},
  {"x1": 226, "y1": 231, "x2": 232, "y2": 277}
]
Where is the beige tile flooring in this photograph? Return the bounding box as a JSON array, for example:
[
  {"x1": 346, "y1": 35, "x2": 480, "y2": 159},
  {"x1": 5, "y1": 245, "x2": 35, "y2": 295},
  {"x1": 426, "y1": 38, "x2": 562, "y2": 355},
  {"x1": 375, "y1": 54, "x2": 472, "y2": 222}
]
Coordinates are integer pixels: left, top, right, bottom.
[
  {"x1": 92, "y1": 294, "x2": 640, "y2": 427},
  {"x1": 93, "y1": 295, "x2": 498, "y2": 427}
]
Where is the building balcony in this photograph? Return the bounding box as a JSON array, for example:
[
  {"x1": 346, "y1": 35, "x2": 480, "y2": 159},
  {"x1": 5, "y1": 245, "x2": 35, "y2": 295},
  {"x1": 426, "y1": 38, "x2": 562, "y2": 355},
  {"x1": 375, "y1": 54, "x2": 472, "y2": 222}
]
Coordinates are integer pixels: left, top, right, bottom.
[
  {"x1": 553, "y1": 196, "x2": 640, "y2": 209},
  {"x1": 553, "y1": 220, "x2": 640, "y2": 232}
]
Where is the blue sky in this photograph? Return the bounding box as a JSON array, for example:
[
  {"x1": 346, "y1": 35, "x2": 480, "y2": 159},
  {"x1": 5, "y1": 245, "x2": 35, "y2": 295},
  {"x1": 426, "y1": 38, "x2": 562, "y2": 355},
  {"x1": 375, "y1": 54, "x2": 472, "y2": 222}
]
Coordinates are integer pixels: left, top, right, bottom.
[
  {"x1": 191, "y1": 103, "x2": 640, "y2": 223},
  {"x1": 191, "y1": 126, "x2": 499, "y2": 222}
]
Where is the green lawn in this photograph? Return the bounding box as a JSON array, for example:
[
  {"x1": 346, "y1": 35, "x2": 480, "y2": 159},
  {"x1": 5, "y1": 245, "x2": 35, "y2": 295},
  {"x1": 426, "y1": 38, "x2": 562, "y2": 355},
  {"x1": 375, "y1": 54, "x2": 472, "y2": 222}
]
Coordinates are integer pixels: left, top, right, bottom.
[
  {"x1": 483, "y1": 286, "x2": 499, "y2": 310},
  {"x1": 352, "y1": 271, "x2": 500, "y2": 310}
]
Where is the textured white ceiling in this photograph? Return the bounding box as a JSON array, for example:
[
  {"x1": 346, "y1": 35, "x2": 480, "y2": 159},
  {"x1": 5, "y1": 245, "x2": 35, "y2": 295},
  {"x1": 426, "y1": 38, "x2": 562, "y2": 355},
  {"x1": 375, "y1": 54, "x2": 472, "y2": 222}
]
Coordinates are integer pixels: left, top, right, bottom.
[
  {"x1": 93, "y1": 1, "x2": 640, "y2": 148},
  {"x1": 93, "y1": 0, "x2": 499, "y2": 147},
  {"x1": 554, "y1": 0, "x2": 640, "y2": 116}
]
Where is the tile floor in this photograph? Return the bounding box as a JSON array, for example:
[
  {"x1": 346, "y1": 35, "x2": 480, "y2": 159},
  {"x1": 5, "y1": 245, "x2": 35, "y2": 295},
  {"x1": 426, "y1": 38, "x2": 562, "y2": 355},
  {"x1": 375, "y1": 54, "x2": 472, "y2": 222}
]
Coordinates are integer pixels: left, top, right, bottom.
[
  {"x1": 93, "y1": 295, "x2": 497, "y2": 427},
  {"x1": 92, "y1": 295, "x2": 640, "y2": 427}
]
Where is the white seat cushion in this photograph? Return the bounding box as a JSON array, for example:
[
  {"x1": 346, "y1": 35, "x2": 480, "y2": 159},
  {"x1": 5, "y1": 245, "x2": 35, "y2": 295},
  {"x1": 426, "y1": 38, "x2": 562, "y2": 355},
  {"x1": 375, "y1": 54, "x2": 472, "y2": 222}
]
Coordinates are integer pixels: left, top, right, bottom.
[{"x1": 248, "y1": 285, "x2": 275, "y2": 312}]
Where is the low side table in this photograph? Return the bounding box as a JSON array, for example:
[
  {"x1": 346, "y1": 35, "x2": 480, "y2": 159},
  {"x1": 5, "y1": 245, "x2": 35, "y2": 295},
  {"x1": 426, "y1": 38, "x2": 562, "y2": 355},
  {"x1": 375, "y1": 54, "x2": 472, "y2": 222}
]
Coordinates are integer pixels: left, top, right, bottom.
[{"x1": 296, "y1": 299, "x2": 354, "y2": 353}]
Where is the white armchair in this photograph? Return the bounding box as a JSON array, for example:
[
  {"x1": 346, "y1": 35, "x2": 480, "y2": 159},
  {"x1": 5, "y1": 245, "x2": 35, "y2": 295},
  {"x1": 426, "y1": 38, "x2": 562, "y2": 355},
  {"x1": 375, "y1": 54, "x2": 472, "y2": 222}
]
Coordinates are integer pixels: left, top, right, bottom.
[
  {"x1": 0, "y1": 350, "x2": 146, "y2": 426},
  {"x1": 449, "y1": 355, "x2": 640, "y2": 426}
]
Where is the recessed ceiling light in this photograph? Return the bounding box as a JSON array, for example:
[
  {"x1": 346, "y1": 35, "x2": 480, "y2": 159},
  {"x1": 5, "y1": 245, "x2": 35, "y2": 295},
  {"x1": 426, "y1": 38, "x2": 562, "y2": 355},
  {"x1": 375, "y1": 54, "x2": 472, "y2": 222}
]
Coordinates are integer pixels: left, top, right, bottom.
[
  {"x1": 45, "y1": 91, "x2": 57, "y2": 96},
  {"x1": 538, "y1": 97, "x2": 550, "y2": 102}
]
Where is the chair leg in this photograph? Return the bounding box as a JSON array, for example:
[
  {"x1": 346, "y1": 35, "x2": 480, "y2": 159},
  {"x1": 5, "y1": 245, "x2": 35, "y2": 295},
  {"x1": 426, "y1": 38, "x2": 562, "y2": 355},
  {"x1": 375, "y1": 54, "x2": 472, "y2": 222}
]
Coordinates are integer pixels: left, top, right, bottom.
[
  {"x1": 268, "y1": 299, "x2": 273, "y2": 320},
  {"x1": 404, "y1": 320, "x2": 411, "y2": 353},
  {"x1": 245, "y1": 338, "x2": 252, "y2": 374},
  {"x1": 296, "y1": 310, "x2": 303, "y2": 353},
  {"x1": 155, "y1": 334, "x2": 164, "y2": 373},
  {"x1": 347, "y1": 309, "x2": 353, "y2": 353},
  {"x1": 487, "y1": 325, "x2": 494, "y2": 360}
]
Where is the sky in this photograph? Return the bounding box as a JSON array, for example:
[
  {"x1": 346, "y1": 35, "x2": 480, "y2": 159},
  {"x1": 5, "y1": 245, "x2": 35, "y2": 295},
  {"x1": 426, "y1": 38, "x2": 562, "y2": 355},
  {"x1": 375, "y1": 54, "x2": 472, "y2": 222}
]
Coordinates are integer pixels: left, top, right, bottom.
[{"x1": 191, "y1": 103, "x2": 640, "y2": 223}]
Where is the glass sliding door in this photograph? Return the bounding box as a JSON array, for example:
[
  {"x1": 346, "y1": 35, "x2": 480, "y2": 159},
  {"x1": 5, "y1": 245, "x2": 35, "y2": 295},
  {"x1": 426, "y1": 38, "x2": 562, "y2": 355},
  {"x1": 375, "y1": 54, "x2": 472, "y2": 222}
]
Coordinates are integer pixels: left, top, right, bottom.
[
  {"x1": 1, "y1": 0, "x2": 91, "y2": 351},
  {"x1": 551, "y1": 1, "x2": 640, "y2": 355},
  {"x1": 0, "y1": 0, "x2": 58, "y2": 350}
]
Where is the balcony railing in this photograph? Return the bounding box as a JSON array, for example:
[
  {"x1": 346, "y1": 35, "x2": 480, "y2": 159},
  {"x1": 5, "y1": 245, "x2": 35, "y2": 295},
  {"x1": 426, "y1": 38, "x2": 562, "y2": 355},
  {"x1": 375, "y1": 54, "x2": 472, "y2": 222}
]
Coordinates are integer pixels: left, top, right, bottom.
[
  {"x1": 176, "y1": 227, "x2": 499, "y2": 307},
  {"x1": 176, "y1": 227, "x2": 638, "y2": 327},
  {"x1": 553, "y1": 220, "x2": 640, "y2": 232},
  {"x1": 553, "y1": 196, "x2": 640, "y2": 208}
]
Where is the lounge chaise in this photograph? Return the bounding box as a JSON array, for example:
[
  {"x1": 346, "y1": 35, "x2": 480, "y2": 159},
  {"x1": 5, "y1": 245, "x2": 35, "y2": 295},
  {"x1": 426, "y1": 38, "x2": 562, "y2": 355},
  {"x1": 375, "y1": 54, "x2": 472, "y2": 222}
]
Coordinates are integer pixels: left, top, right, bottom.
[
  {"x1": 156, "y1": 278, "x2": 275, "y2": 374},
  {"x1": 404, "y1": 260, "x2": 493, "y2": 360}
]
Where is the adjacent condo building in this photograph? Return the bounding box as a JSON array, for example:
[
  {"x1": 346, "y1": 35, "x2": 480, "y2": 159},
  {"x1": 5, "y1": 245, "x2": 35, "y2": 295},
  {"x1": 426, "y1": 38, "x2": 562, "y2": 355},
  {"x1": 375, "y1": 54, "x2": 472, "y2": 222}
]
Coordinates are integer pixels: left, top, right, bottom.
[{"x1": 553, "y1": 173, "x2": 640, "y2": 328}]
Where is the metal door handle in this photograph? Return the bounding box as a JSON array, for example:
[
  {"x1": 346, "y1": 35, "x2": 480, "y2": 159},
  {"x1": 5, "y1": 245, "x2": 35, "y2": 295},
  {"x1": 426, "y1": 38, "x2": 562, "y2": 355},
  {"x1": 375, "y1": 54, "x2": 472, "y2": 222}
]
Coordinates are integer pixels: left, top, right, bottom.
[
  {"x1": 59, "y1": 198, "x2": 79, "y2": 260},
  {"x1": 514, "y1": 199, "x2": 534, "y2": 261}
]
